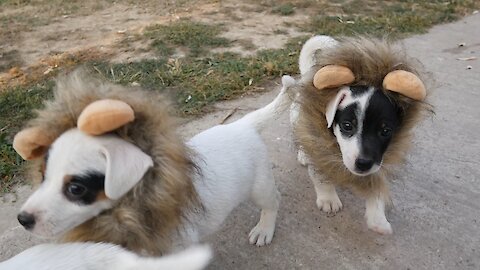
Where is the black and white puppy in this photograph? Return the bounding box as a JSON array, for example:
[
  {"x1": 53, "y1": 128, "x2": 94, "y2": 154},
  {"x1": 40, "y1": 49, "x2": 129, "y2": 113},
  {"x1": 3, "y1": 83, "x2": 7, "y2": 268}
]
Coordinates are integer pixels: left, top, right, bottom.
[
  {"x1": 329, "y1": 85, "x2": 401, "y2": 176},
  {"x1": 291, "y1": 35, "x2": 427, "y2": 234}
]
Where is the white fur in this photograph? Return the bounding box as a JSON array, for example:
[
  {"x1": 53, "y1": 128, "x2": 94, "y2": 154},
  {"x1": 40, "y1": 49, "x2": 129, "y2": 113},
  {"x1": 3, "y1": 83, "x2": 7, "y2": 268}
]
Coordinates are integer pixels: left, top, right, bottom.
[
  {"x1": 365, "y1": 196, "x2": 392, "y2": 234},
  {"x1": 18, "y1": 76, "x2": 296, "y2": 250},
  {"x1": 291, "y1": 35, "x2": 391, "y2": 233},
  {"x1": 101, "y1": 138, "x2": 153, "y2": 200},
  {"x1": 296, "y1": 149, "x2": 309, "y2": 166},
  {"x1": 325, "y1": 87, "x2": 350, "y2": 128},
  {"x1": 298, "y1": 35, "x2": 338, "y2": 75},
  {"x1": 0, "y1": 243, "x2": 212, "y2": 270},
  {"x1": 307, "y1": 167, "x2": 342, "y2": 213},
  {"x1": 289, "y1": 93, "x2": 309, "y2": 167}
]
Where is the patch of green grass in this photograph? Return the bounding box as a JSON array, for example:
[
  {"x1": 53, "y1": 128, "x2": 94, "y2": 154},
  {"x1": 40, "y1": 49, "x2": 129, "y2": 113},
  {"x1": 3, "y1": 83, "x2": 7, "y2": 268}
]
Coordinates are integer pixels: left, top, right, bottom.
[
  {"x1": 0, "y1": 133, "x2": 23, "y2": 193},
  {"x1": 0, "y1": 81, "x2": 54, "y2": 192},
  {"x1": 91, "y1": 45, "x2": 299, "y2": 114},
  {"x1": 93, "y1": 19, "x2": 299, "y2": 114},
  {"x1": 272, "y1": 3, "x2": 295, "y2": 16},
  {"x1": 145, "y1": 20, "x2": 231, "y2": 57},
  {"x1": 303, "y1": 0, "x2": 480, "y2": 37},
  {"x1": 150, "y1": 39, "x2": 175, "y2": 57}
]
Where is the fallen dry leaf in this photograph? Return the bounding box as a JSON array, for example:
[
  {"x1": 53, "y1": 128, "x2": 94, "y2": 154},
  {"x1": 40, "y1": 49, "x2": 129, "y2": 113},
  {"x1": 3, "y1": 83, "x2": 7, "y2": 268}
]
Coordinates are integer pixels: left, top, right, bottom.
[{"x1": 456, "y1": 56, "x2": 477, "y2": 61}]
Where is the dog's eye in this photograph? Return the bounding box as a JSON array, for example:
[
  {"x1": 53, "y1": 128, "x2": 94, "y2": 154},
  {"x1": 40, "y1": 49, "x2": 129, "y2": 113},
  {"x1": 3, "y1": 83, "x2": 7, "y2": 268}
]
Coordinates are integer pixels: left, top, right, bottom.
[
  {"x1": 380, "y1": 127, "x2": 392, "y2": 137},
  {"x1": 67, "y1": 183, "x2": 87, "y2": 197},
  {"x1": 340, "y1": 121, "x2": 354, "y2": 133}
]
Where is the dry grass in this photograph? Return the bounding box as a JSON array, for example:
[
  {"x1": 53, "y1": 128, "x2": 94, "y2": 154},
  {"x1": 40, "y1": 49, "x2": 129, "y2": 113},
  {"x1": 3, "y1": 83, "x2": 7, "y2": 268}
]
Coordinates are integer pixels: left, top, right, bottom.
[
  {"x1": 0, "y1": 48, "x2": 111, "y2": 90},
  {"x1": 301, "y1": 0, "x2": 480, "y2": 37}
]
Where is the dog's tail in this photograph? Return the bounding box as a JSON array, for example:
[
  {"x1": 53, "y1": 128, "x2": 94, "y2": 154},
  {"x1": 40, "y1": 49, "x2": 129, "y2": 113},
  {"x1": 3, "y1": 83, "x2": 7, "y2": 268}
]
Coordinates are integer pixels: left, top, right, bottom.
[
  {"x1": 235, "y1": 75, "x2": 296, "y2": 131},
  {"x1": 299, "y1": 35, "x2": 338, "y2": 75}
]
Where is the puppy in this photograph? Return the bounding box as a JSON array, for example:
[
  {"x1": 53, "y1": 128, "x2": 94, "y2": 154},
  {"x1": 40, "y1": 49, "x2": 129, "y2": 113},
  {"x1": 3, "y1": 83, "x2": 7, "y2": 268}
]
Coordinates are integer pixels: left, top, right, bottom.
[
  {"x1": 14, "y1": 69, "x2": 296, "y2": 254},
  {"x1": 291, "y1": 36, "x2": 429, "y2": 234},
  {"x1": 1, "y1": 243, "x2": 212, "y2": 270}
]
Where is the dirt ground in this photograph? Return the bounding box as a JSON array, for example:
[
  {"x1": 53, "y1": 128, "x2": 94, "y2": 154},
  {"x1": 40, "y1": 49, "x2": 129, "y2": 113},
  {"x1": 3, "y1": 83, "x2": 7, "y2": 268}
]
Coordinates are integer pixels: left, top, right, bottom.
[{"x1": 0, "y1": 1, "x2": 310, "y2": 73}]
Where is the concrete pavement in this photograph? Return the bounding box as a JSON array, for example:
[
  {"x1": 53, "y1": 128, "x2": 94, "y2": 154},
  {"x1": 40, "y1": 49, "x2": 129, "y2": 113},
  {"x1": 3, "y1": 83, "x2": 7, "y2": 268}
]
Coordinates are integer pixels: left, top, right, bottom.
[{"x1": 1, "y1": 14, "x2": 479, "y2": 270}]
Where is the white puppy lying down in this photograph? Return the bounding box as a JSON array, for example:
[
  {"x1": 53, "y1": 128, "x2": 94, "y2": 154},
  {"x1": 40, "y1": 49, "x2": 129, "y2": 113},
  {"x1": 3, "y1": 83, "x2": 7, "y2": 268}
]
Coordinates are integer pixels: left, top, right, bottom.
[
  {"x1": 15, "y1": 74, "x2": 296, "y2": 254},
  {"x1": 0, "y1": 243, "x2": 211, "y2": 270}
]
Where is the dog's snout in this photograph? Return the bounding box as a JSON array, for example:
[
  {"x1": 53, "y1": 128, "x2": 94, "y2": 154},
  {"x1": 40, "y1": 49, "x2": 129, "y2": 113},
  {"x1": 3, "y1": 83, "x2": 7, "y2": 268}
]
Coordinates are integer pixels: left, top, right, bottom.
[
  {"x1": 17, "y1": 212, "x2": 36, "y2": 230},
  {"x1": 355, "y1": 158, "x2": 374, "y2": 172}
]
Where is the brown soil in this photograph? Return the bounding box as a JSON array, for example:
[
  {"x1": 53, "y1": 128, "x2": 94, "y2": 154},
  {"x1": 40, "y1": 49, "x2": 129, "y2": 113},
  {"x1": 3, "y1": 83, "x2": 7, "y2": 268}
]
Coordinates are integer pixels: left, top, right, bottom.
[{"x1": 0, "y1": 0, "x2": 310, "y2": 86}]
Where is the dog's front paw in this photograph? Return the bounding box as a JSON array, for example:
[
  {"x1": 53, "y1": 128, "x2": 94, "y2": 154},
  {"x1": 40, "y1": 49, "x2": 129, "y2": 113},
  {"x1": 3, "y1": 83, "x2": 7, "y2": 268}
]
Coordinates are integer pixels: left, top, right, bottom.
[
  {"x1": 248, "y1": 223, "x2": 275, "y2": 247},
  {"x1": 316, "y1": 193, "x2": 343, "y2": 214},
  {"x1": 367, "y1": 216, "x2": 393, "y2": 235}
]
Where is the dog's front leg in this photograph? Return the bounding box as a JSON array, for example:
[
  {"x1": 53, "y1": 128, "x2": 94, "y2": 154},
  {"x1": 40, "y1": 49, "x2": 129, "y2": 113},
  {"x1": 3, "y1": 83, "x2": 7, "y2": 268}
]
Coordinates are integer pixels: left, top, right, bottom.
[
  {"x1": 365, "y1": 195, "x2": 392, "y2": 234},
  {"x1": 307, "y1": 165, "x2": 342, "y2": 213}
]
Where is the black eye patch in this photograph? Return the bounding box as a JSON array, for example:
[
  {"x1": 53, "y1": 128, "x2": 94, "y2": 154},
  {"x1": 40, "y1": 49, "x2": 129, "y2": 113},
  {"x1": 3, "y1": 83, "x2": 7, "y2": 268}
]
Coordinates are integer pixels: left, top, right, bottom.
[
  {"x1": 334, "y1": 102, "x2": 359, "y2": 137},
  {"x1": 360, "y1": 90, "x2": 401, "y2": 163},
  {"x1": 63, "y1": 171, "x2": 105, "y2": 205},
  {"x1": 364, "y1": 90, "x2": 401, "y2": 132}
]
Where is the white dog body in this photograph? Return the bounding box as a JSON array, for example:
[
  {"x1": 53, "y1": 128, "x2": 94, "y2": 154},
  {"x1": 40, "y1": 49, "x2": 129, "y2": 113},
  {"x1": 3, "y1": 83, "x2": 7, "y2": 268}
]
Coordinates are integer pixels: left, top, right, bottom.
[
  {"x1": 185, "y1": 122, "x2": 278, "y2": 245},
  {"x1": 18, "y1": 75, "x2": 296, "y2": 250}
]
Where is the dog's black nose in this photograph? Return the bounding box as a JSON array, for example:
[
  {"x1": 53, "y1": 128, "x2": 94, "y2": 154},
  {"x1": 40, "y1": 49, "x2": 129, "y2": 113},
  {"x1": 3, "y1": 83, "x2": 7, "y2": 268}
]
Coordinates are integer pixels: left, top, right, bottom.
[
  {"x1": 17, "y1": 212, "x2": 36, "y2": 230},
  {"x1": 355, "y1": 158, "x2": 374, "y2": 172}
]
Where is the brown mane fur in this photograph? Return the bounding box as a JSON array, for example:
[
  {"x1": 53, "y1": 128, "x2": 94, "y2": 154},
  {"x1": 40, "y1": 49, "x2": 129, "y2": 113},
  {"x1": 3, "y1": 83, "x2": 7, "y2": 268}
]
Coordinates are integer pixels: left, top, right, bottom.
[
  {"x1": 24, "y1": 68, "x2": 200, "y2": 255},
  {"x1": 293, "y1": 37, "x2": 431, "y2": 200}
]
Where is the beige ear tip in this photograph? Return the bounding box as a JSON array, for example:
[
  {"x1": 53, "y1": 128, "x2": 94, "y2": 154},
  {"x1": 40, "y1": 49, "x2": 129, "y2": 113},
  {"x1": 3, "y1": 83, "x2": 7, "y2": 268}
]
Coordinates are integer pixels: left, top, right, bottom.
[
  {"x1": 78, "y1": 99, "x2": 135, "y2": 135},
  {"x1": 383, "y1": 70, "x2": 426, "y2": 101},
  {"x1": 313, "y1": 65, "x2": 355, "y2": 90},
  {"x1": 415, "y1": 85, "x2": 427, "y2": 101},
  {"x1": 13, "y1": 127, "x2": 53, "y2": 160}
]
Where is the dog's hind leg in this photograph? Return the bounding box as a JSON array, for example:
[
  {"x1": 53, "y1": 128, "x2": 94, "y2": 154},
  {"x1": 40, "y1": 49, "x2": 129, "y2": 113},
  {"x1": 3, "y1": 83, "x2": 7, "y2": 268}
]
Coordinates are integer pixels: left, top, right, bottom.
[
  {"x1": 248, "y1": 163, "x2": 280, "y2": 247},
  {"x1": 308, "y1": 165, "x2": 343, "y2": 213}
]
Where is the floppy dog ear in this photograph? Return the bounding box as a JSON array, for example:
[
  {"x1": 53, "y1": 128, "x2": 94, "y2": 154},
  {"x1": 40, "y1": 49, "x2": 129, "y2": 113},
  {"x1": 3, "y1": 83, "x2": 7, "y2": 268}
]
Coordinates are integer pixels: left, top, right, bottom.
[
  {"x1": 313, "y1": 65, "x2": 355, "y2": 90},
  {"x1": 13, "y1": 127, "x2": 55, "y2": 160},
  {"x1": 313, "y1": 65, "x2": 355, "y2": 128},
  {"x1": 383, "y1": 70, "x2": 426, "y2": 101},
  {"x1": 100, "y1": 139, "x2": 153, "y2": 200},
  {"x1": 78, "y1": 99, "x2": 135, "y2": 136},
  {"x1": 325, "y1": 88, "x2": 350, "y2": 128}
]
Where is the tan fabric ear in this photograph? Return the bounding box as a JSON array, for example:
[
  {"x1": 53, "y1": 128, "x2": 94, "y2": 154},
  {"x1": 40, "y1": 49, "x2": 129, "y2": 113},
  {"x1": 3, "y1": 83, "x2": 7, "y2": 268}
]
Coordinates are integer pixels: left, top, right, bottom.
[
  {"x1": 383, "y1": 70, "x2": 426, "y2": 101},
  {"x1": 313, "y1": 65, "x2": 355, "y2": 90},
  {"x1": 13, "y1": 127, "x2": 54, "y2": 160},
  {"x1": 78, "y1": 99, "x2": 135, "y2": 135}
]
